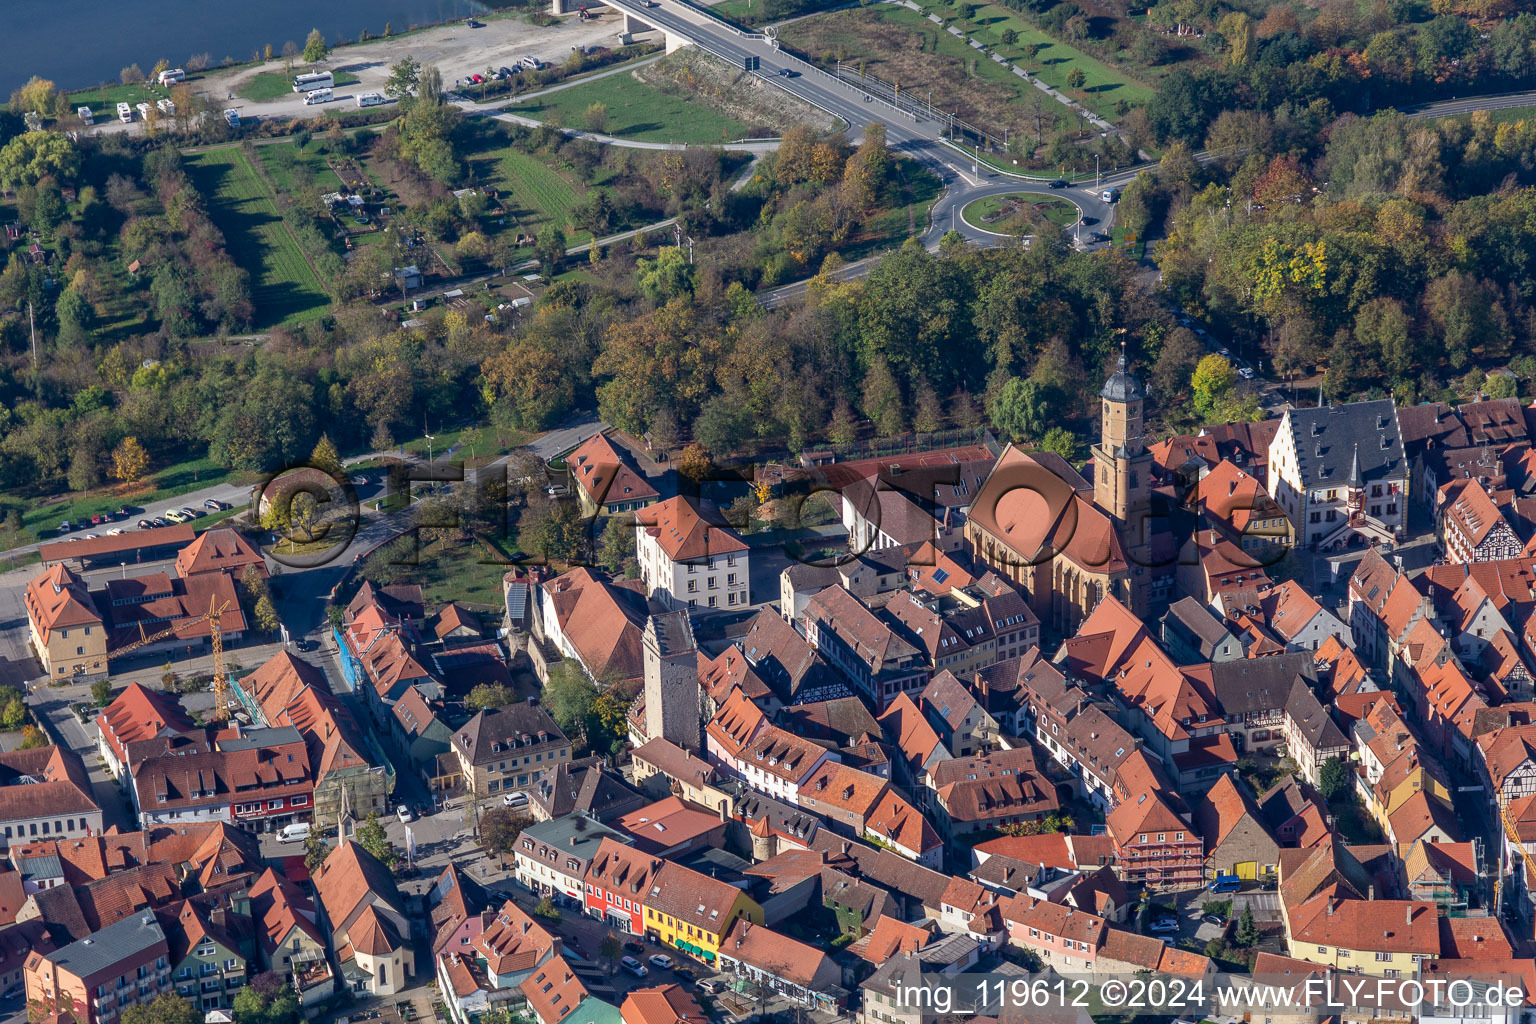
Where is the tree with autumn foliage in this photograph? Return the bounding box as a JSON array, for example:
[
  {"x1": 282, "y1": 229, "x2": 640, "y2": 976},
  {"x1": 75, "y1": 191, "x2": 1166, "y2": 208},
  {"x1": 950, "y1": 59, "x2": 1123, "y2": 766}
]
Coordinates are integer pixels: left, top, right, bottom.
[{"x1": 111, "y1": 436, "x2": 149, "y2": 485}]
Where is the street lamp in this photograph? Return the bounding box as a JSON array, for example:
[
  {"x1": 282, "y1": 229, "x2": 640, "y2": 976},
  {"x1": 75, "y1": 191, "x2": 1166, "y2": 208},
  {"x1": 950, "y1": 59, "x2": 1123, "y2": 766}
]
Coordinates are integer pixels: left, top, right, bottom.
[{"x1": 1095, "y1": 154, "x2": 1100, "y2": 188}]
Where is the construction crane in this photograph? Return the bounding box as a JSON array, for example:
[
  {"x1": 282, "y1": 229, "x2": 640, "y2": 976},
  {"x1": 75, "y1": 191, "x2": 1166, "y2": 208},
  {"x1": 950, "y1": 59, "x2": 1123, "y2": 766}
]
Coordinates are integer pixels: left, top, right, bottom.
[
  {"x1": 107, "y1": 596, "x2": 233, "y2": 721},
  {"x1": 1494, "y1": 798, "x2": 1536, "y2": 913}
]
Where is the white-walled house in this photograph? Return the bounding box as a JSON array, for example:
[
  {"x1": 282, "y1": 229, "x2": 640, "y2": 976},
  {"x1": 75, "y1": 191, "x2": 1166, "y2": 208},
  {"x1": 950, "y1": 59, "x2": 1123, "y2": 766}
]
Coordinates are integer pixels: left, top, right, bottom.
[{"x1": 634, "y1": 497, "x2": 750, "y2": 612}]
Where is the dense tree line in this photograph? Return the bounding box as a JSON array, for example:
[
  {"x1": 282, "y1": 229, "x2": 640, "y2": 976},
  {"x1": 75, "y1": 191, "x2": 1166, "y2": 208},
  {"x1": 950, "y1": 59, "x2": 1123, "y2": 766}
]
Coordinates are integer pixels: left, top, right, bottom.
[{"x1": 1145, "y1": 108, "x2": 1536, "y2": 405}]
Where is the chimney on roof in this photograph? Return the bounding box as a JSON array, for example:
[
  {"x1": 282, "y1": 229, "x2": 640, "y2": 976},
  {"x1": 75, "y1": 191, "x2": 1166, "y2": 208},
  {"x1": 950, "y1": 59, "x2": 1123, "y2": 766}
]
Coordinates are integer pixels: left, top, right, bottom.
[
  {"x1": 1326, "y1": 902, "x2": 1334, "y2": 916},
  {"x1": 1407, "y1": 905, "x2": 1414, "y2": 924}
]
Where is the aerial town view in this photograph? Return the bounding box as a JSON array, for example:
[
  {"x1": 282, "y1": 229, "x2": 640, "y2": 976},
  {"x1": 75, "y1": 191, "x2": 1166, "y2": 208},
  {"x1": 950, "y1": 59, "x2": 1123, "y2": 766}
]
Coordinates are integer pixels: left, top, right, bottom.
[{"x1": 6, "y1": 0, "x2": 1536, "y2": 1022}]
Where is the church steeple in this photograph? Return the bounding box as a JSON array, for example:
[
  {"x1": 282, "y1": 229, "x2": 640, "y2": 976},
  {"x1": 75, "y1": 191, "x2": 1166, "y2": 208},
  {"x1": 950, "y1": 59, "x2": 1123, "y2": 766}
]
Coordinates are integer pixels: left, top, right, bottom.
[{"x1": 1094, "y1": 348, "x2": 1151, "y2": 527}]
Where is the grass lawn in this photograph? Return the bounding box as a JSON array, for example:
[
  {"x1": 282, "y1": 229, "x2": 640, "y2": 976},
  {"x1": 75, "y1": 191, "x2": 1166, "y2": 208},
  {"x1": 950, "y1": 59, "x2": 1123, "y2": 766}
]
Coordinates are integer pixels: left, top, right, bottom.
[
  {"x1": 399, "y1": 534, "x2": 525, "y2": 609},
  {"x1": 785, "y1": 4, "x2": 1151, "y2": 126},
  {"x1": 253, "y1": 140, "x2": 347, "y2": 194},
  {"x1": 60, "y1": 82, "x2": 164, "y2": 118},
  {"x1": 1112, "y1": 223, "x2": 1145, "y2": 259},
  {"x1": 504, "y1": 74, "x2": 752, "y2": 144},
  {"x1": 847, "y1": 159, "x2": 943, "y2": 255},
  {"x1": 12, "y1": 451, "x2": 249, "y2": 542},
  {"x1": 238, "y1": 70, "x2": 359, "y2": 102},
  {"x1": 184, "y1": 146, "x2": 331, "y2": 328},
  {"x1": 961, "y1": 193, "x2": 1079, "y2": 232}
]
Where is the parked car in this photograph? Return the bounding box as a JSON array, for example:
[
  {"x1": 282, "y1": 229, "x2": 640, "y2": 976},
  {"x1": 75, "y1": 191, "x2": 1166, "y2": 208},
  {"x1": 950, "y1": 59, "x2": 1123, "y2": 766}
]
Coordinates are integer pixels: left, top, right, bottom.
[
  {"x1": 1238, "y1": 367, "x2": 1256, "y2": 380},
  {"x1": 114, "y1": 507, "x2": 131, "y2": 519},
  {"x1": 697, "y1": 980, "x2": 725, "y2": 995},
  {"x1": 624, "y1": 941, "x2": 645, "y2": 955},
  {"x1": 671, "y1": 966, "x2": 695, "y2": 984},
  {"x1": 502, "y1": 791, "x2": 529, "y2": 808},
  {"x1": 621, "y1": 957, "x2": 648, "y2": 978},
  {"x1": 469, "y1": 73, "x2": 486, "y2": 84},
  {"x1": 83, "y1": 533, "x2": 98, "y2": 540},
  {"x1": 204, "y1": 499, "x2": 227, "y2": 510},
  {"x1": 58, "y1": 520, "x2": 73, "y2": 533},
  {"x1": 498, "y1": 66, "x2": 516, "y2": 78},
  {"x1": 107, "y1": 528, "x2": 125, "y2": 536},
  {"x1": 1203, "y1": 914, "x2": 1225, "y2": 925},
  {"x1": 137, "y1": 519, "x2": 153, "y2": 529},
  {"x1": 180, "y1": 507, "x2": 204, "y2": 518},
  {"x1": 1208, "y1": 874, "x2": 1242, "y2": 894},
  {"x1": 648, "y1": 954, "x2": 673, "y2": 970},
  {"x1": 90, "y1": 514, "x2": 106, "y2": 526},
  {"x1": 163, "y1": 509, "x2": 189, "y2": 523},
  {"x1": 294, "y1": 637, "x2": 317, "y2": 652},
  {"x1": 1148, "y1": 918, "x2": 1178, "y2": 934},
  {"x1": 151, "y1": 517, "x2": 169, "y2": 528},
  {"x1": 396, "y1": 804, "x2": 414, "y2": 823}
]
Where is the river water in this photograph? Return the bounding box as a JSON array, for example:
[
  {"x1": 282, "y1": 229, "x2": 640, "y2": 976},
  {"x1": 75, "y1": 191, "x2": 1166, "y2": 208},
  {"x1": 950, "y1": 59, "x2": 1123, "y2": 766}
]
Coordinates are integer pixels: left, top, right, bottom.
[{"x1": 2, "y1": 0, "x2": 495, "y2": 95}]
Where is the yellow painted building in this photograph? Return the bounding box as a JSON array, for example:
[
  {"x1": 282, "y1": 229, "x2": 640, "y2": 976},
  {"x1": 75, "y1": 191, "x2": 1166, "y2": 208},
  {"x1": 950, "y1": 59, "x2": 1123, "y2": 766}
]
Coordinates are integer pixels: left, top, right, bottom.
[
  {"x1": 1362, "y1": 759, "x2": 1453, "y2": 835},
  {"x1": 642, "y1": 861, "x2": 762, "y2": 964},
  {"x1": 24, "y1": 565, "x2": 107, "y2": 681}
]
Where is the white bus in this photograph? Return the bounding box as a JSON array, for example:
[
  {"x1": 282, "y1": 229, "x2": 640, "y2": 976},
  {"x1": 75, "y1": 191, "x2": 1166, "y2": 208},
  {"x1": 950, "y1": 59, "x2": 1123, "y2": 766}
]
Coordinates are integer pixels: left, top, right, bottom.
[
  {"x1": 355, "y1": 91, "x2": 389, "y2": 108},
  {"x1": 292, "y1": 71, "x2": 334, "y2": 93},
  {"x1": 117, "y1": 102, "x2": 133, "y2": 123},
  {"x1": 302, "y1": 88, "x2": 334, "y2": 105},
  {"x1": 158, "y1": 68, "x2": 186, "y2": 86}
]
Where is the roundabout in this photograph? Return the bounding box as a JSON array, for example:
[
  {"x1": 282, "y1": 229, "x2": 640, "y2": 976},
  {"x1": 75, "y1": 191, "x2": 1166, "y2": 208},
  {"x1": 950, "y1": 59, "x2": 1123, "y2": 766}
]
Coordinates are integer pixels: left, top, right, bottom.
[{"x1": 960, "y1": 192, "x2": 1082, "y2": 237}]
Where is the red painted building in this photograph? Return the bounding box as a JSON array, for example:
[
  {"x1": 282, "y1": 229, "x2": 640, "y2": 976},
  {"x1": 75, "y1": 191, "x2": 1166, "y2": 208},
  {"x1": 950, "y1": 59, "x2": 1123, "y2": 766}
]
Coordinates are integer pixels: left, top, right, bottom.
[{"x1": 581, "y1": 838, "x2": 662, "y2": 935}]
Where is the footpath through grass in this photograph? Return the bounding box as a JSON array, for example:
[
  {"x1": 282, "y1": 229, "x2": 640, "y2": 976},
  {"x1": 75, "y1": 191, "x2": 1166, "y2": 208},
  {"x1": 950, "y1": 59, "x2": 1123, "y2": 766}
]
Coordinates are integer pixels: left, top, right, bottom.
[
  {"x1": 184, "y1": 147, "x2": 331, "y2": 328},
  {"x1": 504, "y1": 73, "x2": 753, "y2": 144},
  {"x1": 962, "y1": 193, "x2": 1079, "y2": 231}
]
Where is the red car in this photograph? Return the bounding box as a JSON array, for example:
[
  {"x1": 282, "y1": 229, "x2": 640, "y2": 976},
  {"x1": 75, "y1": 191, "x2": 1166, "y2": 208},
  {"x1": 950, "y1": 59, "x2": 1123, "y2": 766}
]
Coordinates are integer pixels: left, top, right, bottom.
[{"x1": 469, "y1": 74, "x2": 486, "y2": 84}]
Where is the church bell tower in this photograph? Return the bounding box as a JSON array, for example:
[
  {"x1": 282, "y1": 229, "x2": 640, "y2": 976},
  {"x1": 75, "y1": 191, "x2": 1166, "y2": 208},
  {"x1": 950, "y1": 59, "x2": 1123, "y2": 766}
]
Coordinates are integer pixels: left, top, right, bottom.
[{"x1": 1092, "y1": 350, "x2": 1153, "y2": 535}]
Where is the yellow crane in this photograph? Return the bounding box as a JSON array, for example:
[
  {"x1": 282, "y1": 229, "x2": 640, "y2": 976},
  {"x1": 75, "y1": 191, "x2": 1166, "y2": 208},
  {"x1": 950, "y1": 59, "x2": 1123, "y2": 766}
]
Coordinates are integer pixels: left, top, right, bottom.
[
  {"x1": 1494, "y1": 798, "x2": 1536, "y2": 913},
  {"x1": 108, "y1": 595, "x2": 233, "y2": 722}
]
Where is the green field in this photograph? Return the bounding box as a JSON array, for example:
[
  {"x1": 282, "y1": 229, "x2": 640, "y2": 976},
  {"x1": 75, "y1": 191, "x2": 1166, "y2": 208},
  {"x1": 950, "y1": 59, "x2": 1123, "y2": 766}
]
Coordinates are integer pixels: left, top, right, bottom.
[
  {"x1": 504, "y1": 74, "x2": 752, "y2": 144},
  {"x1": 787, "y1": 3, "x2": 1153, "y2": 124},
  {"x1": 185, "y1": 147, "x2": 331, "y2": 327},
  {"x1": 962, "y1": 193, "x2": 1079, "y2": 232},
  {"x1": 61, "y1": 82, "x2": 165, "y2": 119},
  {"x1": 931, "y1": 2, "x2": 1156, "y2": 115},
  {"x1": 494, "y1": 148, "x2": 589, "y2": 242},
  {"x1": 253, "y1": 140, "x2": 347, "y2": 194},
  {"x1": 238, "y1": 70, "x2": 360, "y2": 102}
]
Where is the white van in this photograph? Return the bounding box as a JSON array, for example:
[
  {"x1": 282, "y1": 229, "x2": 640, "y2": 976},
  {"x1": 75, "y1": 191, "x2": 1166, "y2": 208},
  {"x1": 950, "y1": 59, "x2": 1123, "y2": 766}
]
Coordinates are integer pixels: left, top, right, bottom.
[
  {"x1": 277, "y1": 822, "x2": 312, "y2": 843},
  {"x1": 303, "y1": 88, "x2": 334, "y2": 106},
  {"x1": 502, "y1": 790, "x2": 529, "y2": 808},
  {"x1": 356, "y1": 92, "x2": 389, "y2": 108}
]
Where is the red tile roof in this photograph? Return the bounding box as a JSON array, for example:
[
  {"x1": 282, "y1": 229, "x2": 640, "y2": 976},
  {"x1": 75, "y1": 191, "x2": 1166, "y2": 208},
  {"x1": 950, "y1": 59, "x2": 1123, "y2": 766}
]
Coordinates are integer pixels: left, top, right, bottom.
[
  {"x1": 568, "y1": 432, "x2": 657, "y2": 508},
  {"x1": 520, "y1": 953, "x2": 588, "y2": 1024},
  {"x1": 541, "y1": 567, "x2": 651, "y2": 682},
  {"x1": 635, "y1": 496, "x2": 747, "y2": 561},
  {"x1": 173, "y1": 527, "x2": 266, "y2": 580}
]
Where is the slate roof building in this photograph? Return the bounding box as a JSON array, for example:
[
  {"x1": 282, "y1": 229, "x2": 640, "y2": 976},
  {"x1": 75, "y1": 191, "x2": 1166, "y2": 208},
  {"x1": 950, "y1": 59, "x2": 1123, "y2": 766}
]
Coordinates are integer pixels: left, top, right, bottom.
[{"x1": 1267, "y1": 399, "x2": 1408, "y2": 549}]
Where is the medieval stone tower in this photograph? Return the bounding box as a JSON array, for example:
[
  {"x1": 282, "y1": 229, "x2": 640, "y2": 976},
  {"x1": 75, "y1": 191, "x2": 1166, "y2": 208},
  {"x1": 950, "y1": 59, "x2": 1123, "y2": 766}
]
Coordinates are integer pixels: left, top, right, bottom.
[{"x1": 642, "y1": 611, "x2": 701, "y2": 751}]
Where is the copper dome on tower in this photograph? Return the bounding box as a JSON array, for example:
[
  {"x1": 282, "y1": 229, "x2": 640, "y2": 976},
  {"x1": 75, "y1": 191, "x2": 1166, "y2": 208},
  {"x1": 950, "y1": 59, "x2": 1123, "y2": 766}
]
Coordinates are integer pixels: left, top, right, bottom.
[{"x1": 1101, "y1": 352, "x2": 1144, "y2": 402}]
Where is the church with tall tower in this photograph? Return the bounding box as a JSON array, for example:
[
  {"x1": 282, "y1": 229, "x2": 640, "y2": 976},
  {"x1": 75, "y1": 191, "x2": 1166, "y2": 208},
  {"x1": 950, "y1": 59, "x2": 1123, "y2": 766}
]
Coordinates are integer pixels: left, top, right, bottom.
[
  {"x1": 965, "y1": 353, "x2": 1169, "y2": 638},
  {"x1": 1092, "y1": 351, "x2": 1156, "y2": 569}
]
